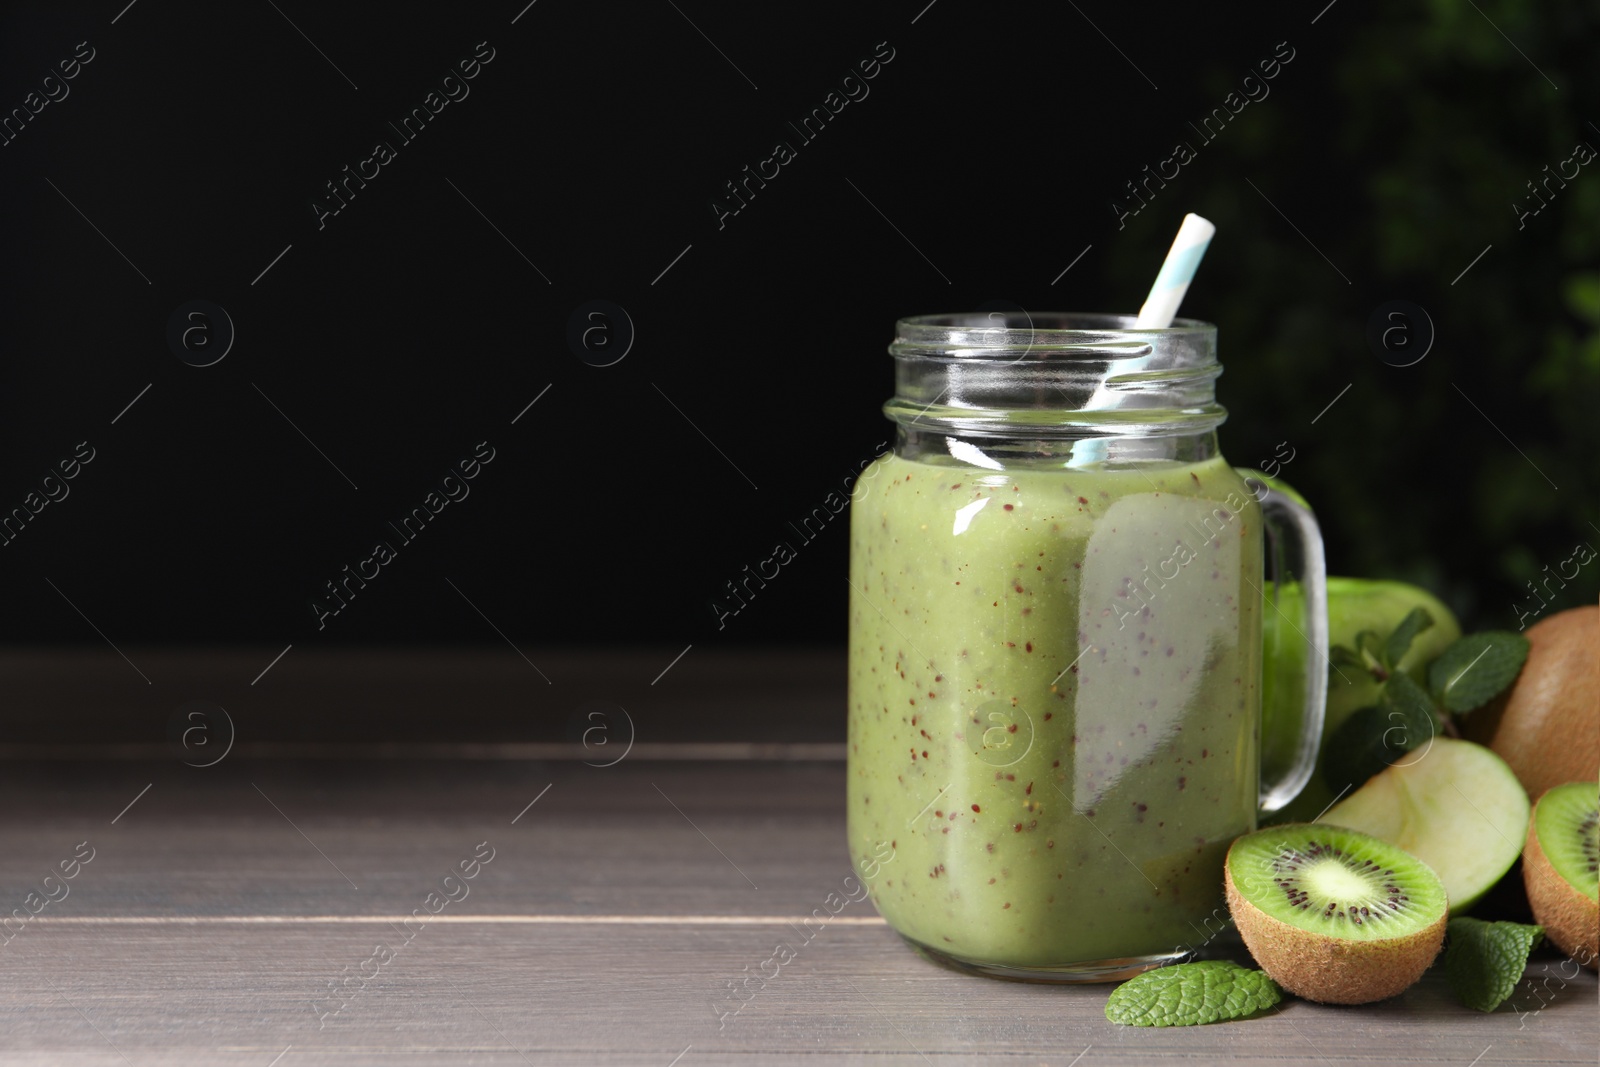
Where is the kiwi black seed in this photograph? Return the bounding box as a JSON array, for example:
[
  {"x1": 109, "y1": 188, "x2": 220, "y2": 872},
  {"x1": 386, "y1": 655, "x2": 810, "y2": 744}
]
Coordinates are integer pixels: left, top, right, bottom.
[
  {"x1": 1225, "y1": 823, "x2": 1447, "y2": 1004},
  {"x1": 1523, "y1": 782, "x2": 1600, "y2": 970},
  {"x1": 1582, "y1": 809, "x2": 1599, "y2": 880}
]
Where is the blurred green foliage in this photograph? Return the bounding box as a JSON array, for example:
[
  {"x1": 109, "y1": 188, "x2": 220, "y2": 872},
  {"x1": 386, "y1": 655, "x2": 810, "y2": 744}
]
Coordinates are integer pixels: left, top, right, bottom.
[{"x1": 1114, "y1": 0, "x2": 1598, "y2": 630}]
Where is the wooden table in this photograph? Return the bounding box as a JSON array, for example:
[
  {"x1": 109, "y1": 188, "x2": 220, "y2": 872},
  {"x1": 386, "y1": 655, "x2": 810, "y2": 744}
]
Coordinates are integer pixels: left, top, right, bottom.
[{"x1": 0, "y1": 651, "x2": 1593, "y2": 1065}]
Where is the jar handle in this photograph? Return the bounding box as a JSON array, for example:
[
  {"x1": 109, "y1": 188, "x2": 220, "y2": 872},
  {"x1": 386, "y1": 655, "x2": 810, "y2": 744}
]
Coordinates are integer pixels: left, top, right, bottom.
[{"x1": 1237, "y1": 472, "x2": 1329, "y2": 814}]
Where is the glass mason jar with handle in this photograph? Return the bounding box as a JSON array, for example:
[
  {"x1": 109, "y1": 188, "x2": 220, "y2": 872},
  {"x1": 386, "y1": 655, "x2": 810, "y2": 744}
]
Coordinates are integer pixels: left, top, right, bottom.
[{"x1": 846, "y1": 312, "x2": 1327, "y2": 981}]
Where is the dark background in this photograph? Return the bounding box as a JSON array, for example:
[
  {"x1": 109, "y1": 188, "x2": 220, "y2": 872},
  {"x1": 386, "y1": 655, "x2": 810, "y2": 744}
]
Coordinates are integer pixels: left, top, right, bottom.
[{"x1": 2, "y1": 0, "x2": 1595, "y2": 657}]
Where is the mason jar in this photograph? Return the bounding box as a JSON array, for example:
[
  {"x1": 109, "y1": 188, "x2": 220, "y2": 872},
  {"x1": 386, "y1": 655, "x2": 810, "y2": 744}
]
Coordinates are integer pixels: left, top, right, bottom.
[{"x1": 846, "y1": 312, "x2": 1327, "y2": 981}]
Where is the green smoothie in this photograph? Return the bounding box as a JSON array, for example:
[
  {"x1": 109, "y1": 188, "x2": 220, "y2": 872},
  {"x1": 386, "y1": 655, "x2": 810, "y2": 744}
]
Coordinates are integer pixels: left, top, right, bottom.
[{"x1": 847, "y1": 450, "x2": 1263, "y2": 971}]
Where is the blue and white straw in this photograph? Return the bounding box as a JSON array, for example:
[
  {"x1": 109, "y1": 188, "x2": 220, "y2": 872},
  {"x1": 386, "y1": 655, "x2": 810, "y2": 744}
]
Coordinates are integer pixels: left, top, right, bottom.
[{"x1": 1133, "y1": 213, "x2": 1215, "y2": 328}]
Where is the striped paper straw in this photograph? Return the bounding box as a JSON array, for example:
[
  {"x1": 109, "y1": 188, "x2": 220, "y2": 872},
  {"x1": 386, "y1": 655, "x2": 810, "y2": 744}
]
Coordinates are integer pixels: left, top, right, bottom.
[{"x1": 1133, "y1": 213, "x2": 1216, "y2": 328}]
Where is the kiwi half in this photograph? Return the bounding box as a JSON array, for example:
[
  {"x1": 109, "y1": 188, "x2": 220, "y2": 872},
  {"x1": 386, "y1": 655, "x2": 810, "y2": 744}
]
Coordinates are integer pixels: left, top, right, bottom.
[
  {"x1": 1225, "y1": 824, "x2": 1448, "y2": 1004},
  {"x1": 1523, "y1": 781, "x2": 1599, "y2": 970}
]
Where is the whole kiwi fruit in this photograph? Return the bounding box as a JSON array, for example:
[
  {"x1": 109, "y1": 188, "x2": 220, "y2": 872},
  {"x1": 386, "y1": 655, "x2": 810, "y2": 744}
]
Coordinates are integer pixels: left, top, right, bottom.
[{"x1": 1465, "y1": 605, "x2": 1598, "y2": 799}]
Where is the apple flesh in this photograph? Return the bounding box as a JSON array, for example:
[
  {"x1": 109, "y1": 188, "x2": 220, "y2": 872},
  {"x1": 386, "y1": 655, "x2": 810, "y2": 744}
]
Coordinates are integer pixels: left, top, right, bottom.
[{"x1": 1317, "y1": 737, "x2": 1528, "y2": 912}]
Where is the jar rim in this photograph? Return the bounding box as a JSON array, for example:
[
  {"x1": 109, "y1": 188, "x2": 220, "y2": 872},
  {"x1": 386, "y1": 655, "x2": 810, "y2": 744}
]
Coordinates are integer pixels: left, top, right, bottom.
[
  {"x1": 885, "y1": 311, "x2": 1224, "y2": 439},
  {"x1": 896, "y1": 312, "x2": 1214, "y2": 345}
]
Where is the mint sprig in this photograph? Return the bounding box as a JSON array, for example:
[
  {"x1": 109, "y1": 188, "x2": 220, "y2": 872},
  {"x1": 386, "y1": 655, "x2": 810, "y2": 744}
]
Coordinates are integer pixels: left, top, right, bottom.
[
  {"x1": 1428, "y1": 632, "x2": 1530, "y2": 713},
  {"x1": 1105, "y1": 961, "x2": 1282, "y2": 1027},
  {"x1": 1323, "y1": 607, "x2": 1533, "y2": 792},
  {"x1": 1445, "y1": 917, "x2": 1544, "y2": 1012}
]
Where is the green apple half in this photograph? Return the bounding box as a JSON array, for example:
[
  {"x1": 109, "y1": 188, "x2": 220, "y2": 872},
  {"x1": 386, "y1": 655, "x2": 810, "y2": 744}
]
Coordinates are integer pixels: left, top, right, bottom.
[{"x1": 1317, "y1": 737, "x2": 1528, "y2": 912}]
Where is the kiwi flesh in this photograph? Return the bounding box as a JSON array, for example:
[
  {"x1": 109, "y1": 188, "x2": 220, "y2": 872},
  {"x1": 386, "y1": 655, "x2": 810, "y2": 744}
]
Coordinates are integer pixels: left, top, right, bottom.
[
  {"x1": 1523, "y1": 781, "x2": 1599, "y2": 970},
  {"x1": 1225, "y1": 824, "x2": 1448, "y2": 1004}
]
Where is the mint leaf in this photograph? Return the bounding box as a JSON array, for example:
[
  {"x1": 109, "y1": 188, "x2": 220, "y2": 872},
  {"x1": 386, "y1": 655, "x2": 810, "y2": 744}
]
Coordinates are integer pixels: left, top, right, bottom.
[
  {"x1": 1324, "y1": 710, "x2": 1401, "y2": 793},
  {"x1": 1383, "y1": 607, "x2": 1435, "y2": 669},
  {"x1": 1330, "y1": 644, "x2": 1366, "y2": 672},
  {"x1": 1105, "y1": 961, "x2": 1282, "y2": 1027},
  {"x1": 1428, "y1": 633, "x2": 1531, "y2": 713},
  {"x1": 1355, "y1": 630, "x2": 1385, "y2": 665},
  {"x1": 1321, "y1": 676, "x2": 1437, "y2": 793},
  {"x1": 1380, "y1": 672, "x2": 1440, "y2": 744},
  {"x1": 1445, "y1": 918, "x2": 1544, "y2": 1012}
]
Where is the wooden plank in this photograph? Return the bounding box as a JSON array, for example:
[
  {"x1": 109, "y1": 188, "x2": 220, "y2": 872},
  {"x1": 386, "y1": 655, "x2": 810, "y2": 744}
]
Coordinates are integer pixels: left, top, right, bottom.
[
  {"x1": 0, "y1": 759, "x2": 1592, "y2": 1064},
  {"x1": 0, "y1": 762, "x2": 852, "y2": 918},
  {"x1": 1, "y1": 923, "x2": 1592, "y2": 1066}
]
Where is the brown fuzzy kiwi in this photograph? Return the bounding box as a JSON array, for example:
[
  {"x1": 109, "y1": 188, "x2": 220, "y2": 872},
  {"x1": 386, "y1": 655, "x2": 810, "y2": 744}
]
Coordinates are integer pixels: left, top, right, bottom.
[
  {"x1": 1225, "y1": 824, "x2": 1448, "y2": 1005},
  {"x1": 1523, "y1": 783, "x2": 1600, "y2": 970},
  {"x1": 1464, "y1": 606, "x2": 1599, "y2": 800}
]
